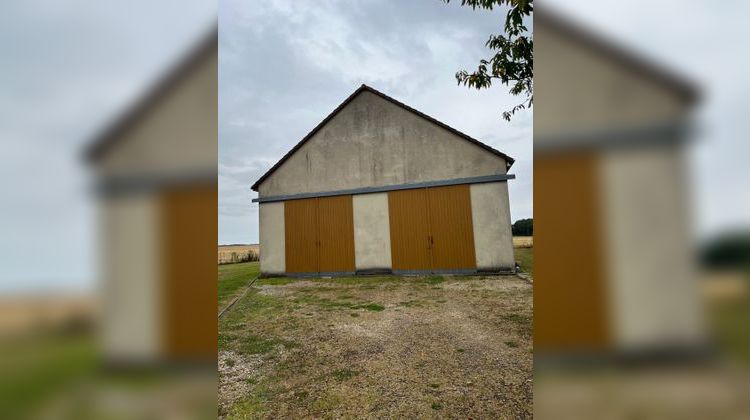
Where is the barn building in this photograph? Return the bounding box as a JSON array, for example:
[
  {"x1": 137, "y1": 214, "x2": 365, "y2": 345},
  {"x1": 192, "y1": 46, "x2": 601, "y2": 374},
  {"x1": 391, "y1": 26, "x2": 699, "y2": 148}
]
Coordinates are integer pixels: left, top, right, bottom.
[
  {"x1": 252, "y1": 85, "x2": 516, "y2": 277},
  {"x1": 85, "y1": 30, "x2": 217, "y2": 364},
  {"x1": 534, "y1": 12, "x2": 705, "y2": 355}
]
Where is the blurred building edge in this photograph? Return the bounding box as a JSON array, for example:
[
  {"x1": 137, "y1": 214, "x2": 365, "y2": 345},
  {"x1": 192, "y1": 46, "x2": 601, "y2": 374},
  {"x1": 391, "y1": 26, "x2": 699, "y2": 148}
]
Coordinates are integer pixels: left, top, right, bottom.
[
  {"x1": 534, "y1": 9, "x2": 707, "y2": 361},
  {"x1": 83, "y1": 26, "x2": 217, "y2": 367}
]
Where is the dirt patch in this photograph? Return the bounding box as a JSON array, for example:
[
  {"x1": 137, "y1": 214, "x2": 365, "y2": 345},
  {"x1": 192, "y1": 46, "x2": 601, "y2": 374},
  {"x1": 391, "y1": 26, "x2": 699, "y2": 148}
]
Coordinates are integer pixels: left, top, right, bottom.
[{"x1": 219, "y1": 275, "x2": 532, "y2": 418}]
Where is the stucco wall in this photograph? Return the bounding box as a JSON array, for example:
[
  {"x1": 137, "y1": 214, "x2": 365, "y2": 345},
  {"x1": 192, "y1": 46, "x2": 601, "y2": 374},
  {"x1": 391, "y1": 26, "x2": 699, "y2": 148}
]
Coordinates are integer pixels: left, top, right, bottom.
[
  {"x1": 599, "y1": 146, "x2": 705, "y2": 350},
  {"x1": 101, "y1": 194, "x2": 161, "y2": 361},
  {"x1": 534, "y1": 19, "x2": 690, "y2": 145},
  {"x1": 352, "y1": 193, "x2": 392, "y2": 270},
  {"x1": 95, "y1": 41, "x2": 217, "y2": 178},
  {"x1": 259, "y1": 202, "x2": 285, "y2": 274},
  {"x1": 258, "y1": 91, "x2": 508, "y2": 197},
  {"x1": 470, "y1": 182, "x2": 515, "y2": 270}
]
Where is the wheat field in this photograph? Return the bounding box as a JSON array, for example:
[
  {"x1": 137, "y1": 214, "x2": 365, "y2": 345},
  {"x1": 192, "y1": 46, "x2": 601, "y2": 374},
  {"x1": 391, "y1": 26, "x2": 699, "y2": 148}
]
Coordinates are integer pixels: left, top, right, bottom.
[
  {"x1": 218, "y1": 244, "x2": 260, "y2": 264},
  {"x1": 513, "y1": 236, "x2": 533, "y2": 248}
]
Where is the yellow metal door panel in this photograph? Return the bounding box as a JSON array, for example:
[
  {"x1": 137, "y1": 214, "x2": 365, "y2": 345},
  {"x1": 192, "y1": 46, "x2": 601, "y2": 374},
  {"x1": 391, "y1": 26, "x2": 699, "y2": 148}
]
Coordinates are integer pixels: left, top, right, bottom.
[
  {"x1": 388, "y1": 188, "x2": 432, "y2": 271},
  {"x1": 160, "y1": 185, "x2": 217, "y2": 360},
  {"x1": 318, "y1": 195, "x2": 355, "y2": 273},
  {"x1": 427, "y1": 184, "x2": 477, "y2": 270},
  {"x1": 534, "y1": 153, "x2": 611, "y2": 350},
  {"x1": 284, "y1": 198, "x2": 319, "y2": 273}
]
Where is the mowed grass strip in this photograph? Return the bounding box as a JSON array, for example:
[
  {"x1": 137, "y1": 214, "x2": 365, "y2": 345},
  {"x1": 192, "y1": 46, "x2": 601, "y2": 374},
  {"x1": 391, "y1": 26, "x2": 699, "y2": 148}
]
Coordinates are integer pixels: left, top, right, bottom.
[
  {"x1": 0, "y1": 332, "x2": 97, "y2": 419},
  {"x1": 710, "y1": 297, "x2": 750, "y2": 366},
  {"x1": 218, "y1": 262, "x2": 260, "y2": 309},
  {"x1": 514, "y1": 247, "x2": 533, "y2": 277}
]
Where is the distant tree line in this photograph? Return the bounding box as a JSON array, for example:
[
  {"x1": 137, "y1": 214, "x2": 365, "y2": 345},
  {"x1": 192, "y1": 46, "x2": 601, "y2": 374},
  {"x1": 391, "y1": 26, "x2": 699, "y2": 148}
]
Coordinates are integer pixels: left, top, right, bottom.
[
  {"x1": 512, "y1": 218, "x2": 533, "y2": 236},
  {"x1": 701, "y1": 232, "x2": 750, "y2": 271}
]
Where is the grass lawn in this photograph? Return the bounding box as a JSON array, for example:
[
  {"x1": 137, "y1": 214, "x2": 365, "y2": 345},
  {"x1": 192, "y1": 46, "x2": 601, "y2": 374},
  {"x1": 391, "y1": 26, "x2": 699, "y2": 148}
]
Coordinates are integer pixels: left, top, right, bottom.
[
  {"x1": 709, "y1": 296, "x2": 750, "y2": 366},
  {"x1": 515, "y1": 247, "x2": 533, "y2": 278},
  {"x1": 219, "y1": 261, "x2": 260, "y2": 309},
  {"x1": 0, "y1": 331, "x2": 217, "y2": 418},
  {"x1": 0, "y1": 332, "x2": 97, "y2": 419},
  {"x1": 218, "y1": 272, "x2": 532, "y2": 418}
]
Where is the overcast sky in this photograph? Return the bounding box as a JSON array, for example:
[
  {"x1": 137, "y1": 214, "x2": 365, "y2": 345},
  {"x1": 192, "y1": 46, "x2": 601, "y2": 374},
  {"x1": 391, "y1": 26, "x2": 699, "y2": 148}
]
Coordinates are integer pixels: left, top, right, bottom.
[
  {"x1": 0, "y1": 1, "x2": 214, "y2": 293},
  {"x1": 219, "y1": 0, "x2": 533, "y2": 245},
  {"x1": 3, "y1": 0, "x2": 748, "y2": 292}
]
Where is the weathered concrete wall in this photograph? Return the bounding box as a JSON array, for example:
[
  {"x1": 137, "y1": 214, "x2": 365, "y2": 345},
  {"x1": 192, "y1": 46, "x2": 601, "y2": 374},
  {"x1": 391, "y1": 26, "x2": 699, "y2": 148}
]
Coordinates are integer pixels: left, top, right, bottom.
[
  {"x1": 95, "y1": 41, "x2": 217, "y2": 178},
  {"x1": 259, "y1": 202, "x2": 285, "y2": 274},
  {"x1": 352, "y1": 193, "x2": 392, "y2": 270},
  {"x1": 535, "y1": 20, "x2": 690, "y2": 145},
  {"x1": 101, "y1": 194, "x2": 161, "y2": 361},
  {"x1": 258, "y1": 91, "x2": 508, "y2": 197},
  {"x1": 470, "y1": 182, "x2": 515, "y2": 270},
  {"x1": 599, "y1": 146, "x2": 705, "y2": 350}
]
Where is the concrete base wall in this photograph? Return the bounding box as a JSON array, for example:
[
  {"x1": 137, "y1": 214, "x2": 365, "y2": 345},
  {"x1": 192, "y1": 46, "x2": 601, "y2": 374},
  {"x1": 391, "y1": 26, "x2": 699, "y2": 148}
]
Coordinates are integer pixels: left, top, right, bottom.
[
  {"x1": 259, "y1": 202, "x2": 285, "y2": 274},
  {"x1": 470, "y1": 182, "x2": 515, "y2": 270},
  {"x1": 352, "y1": 193, "x2": 392, "y2": 270}
]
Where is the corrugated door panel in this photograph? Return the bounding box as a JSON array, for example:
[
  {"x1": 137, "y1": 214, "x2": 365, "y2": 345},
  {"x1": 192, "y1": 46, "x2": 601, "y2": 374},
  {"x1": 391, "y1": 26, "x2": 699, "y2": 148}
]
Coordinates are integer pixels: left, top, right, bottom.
[
  {"x1": 427, "y1": 184, "x2": 477, "y2": 270},
  {"x1": 534, "y1": 152, "x2": 610, "y2": 350},
  {"x1": 318, "y1": 195, "x2": 355, "y2": 273},
  {"x1": 160, "y1": 185, "x2": 217, "y2": 359},
  {"x1": 388, "y1": 188, "x2": 432, "y2": 271},
  {"x1": 284, "y1": 198, "x2": 319, "y2": 273}
]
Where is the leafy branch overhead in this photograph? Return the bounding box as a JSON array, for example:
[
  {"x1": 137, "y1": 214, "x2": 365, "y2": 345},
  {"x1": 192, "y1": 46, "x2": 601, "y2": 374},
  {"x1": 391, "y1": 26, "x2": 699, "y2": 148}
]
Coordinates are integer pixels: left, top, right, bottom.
[{"x1": 444, "y1": 0, "x2": 533, "y2": 121}]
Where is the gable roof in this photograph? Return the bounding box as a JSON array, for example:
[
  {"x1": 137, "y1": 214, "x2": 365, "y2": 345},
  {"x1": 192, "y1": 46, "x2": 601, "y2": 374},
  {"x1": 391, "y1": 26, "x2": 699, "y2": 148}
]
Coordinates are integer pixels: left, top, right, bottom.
[
  {"x1": 536, "y1": 10, "x2": 699, "y2": 105},
  {"x1": 84, "y1": 26, "x2": 217, "y2": 163},
  {"x1": 251, "y1": 84, "x2": 515, "y2": 191}
]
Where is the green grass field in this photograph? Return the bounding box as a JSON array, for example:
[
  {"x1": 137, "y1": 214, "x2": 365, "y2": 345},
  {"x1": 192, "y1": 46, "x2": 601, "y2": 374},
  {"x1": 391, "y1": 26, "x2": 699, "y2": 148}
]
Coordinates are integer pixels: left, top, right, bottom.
[
  {"x1": 514, "y1": 247, "x2": 533, "y2": 277},
  {"x1": 0, "y1": 332, "x2": 97, "y2": 418},
  {"x1": 710, "y1": 297, "x2": 750, "y2": 366},
  {"x1": 0, "y1": 330, "x2": 217, "y2": 418},
  {"x1": 219, "y1": 261, "x2": 260, "y2": 309}
]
